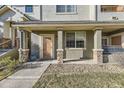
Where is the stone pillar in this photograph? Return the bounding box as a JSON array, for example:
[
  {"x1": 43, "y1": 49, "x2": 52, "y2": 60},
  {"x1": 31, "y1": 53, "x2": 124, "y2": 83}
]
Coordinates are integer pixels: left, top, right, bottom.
[
  {"x1": 19, "y1": 49, "x2": 29, "y2": 62},
  {"x1": 57, "y1": 49, "x2": 63, "y2": 63},
  {"x1": 18, "y1": 28, "x2": 29, "y2": 63},
  {"x1": 93, "y1": 28, "x2": 103, "y2": 63},
  {"x1": 57, "y1": 30, "x2": 63, "y2": 63},
  {"x1": 93, "y1": 49, "x2": 103, "y2": 63}
]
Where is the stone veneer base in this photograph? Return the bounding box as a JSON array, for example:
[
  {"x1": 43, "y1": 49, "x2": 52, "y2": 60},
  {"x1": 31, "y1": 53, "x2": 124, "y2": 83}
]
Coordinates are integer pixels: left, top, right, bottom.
[
  {"x1": 57, "y1": 49, "x2": 63, "y2": 64},
  {"x1": 93, "y1": 49, "x2": 103, "y2": 64},
  {"x1": 18, "y1": 49, "x2": 29, "y2": 63}
]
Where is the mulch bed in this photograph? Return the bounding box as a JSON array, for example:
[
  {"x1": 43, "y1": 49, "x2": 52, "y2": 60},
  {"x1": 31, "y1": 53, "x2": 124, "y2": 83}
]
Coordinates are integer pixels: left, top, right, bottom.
[{"x1": 34, "y1": 64, "x2": 124, "y2": 88}]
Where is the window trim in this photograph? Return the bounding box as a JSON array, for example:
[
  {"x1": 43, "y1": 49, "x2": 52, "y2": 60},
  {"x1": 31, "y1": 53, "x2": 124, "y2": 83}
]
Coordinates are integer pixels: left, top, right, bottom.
[
  {"x1": 56, "y1": 5, "x2": 77, "y2": 15},
  {"x1": 65, "y1": 31, "x2": 86, "y2": 49},
  {"x1": 25, "y1": 5, "x2": 33, "y2": 13},
  {"x1": 102, "y1": 36, "x2": 109, "y2": 46}
]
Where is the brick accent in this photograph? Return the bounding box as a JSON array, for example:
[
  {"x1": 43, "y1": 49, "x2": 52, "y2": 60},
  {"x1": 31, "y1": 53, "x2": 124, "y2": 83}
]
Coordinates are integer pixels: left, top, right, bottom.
[
  {"x1": 18, "y1": 49, "x2": 29, "y2": 62},
  {"x1": 93, "y1": 49, "x2": 103, "y2": 63},
  {"x1": 57, "y1": 49, "x2": 63, "y2": 63}
]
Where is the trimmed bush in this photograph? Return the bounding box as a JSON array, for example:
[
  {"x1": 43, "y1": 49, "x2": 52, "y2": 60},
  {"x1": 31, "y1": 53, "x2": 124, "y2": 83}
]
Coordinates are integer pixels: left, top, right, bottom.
[
  {"x1": 0, "y1": 49, "x2": 19, "y2": 61},
  {"x1": 0, "y1": 49, "x2": 19, "y2": 70},
  {"x1": 0, "y1": 57, "x2": 19, "y2": 71}
]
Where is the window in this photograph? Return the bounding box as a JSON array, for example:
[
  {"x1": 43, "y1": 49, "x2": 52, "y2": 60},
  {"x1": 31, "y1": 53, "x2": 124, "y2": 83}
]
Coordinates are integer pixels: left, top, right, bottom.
[
  {"x1": 101, "y1": 5, "x2": 124, "y2": 12},
  {"x1": 25, "y1": 5, "x2": 33, "y2": 13},
  {"x1": 66, "y1": 32, "x2": 86, "y2": 48},
  {"x1": 56, "y1": 5, "x2": 76, "y2": 13},
  {"x1": 66, "y1": 32, "x2": 75, "y2": 48}
]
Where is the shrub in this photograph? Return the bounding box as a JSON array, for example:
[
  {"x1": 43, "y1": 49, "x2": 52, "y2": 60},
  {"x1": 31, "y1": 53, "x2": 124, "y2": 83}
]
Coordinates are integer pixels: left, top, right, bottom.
[
  {"x1": 0, "y1": 57, "x2": 19, "y2": 72},
  {"x1": 0, "y1": 49, "x2": 19, "y2": 61},
  {"x1": 0, "y1": 57, "x2": 10, "y2": 67}
]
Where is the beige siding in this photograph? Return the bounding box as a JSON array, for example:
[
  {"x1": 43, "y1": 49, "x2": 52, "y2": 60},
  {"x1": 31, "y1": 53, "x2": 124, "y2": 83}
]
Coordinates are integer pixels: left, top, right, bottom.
[
  {"x1": 83, "y1": 31, "x2": 94, "y2": 59},
  {"x1": 42, "y1": 5, "x2": 96, "y2": 21},
  {"x1": 12, "y1": 5, "x2": 41, "y2": 20},
  {"x1": 97, "y1": 5, "x2": 124, "y2": 21}
]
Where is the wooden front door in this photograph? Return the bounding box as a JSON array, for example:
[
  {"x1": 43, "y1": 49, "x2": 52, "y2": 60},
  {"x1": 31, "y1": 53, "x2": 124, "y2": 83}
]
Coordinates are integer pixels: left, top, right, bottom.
[
  {"x1": 43, "y1": 36, "x2": 52, "y2": 59},
  {"x1": 111, "y1": 35, "x2": 121, "y2": 45}
]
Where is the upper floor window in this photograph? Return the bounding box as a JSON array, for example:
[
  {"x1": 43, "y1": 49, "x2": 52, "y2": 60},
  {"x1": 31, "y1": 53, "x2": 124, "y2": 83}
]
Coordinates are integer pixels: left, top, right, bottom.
[
  {"x1": 25, "y1": 5, "x2": 33, "y2": 13},
  {"x1": 56, "y1": 5, "x2": 76, "y2": 13},
  {"x1": 101, "y1": 5, "x2": 124, "y2": 12},
  {"x1": 66, "y1": 32, "x2": 86, "y2": 48}
]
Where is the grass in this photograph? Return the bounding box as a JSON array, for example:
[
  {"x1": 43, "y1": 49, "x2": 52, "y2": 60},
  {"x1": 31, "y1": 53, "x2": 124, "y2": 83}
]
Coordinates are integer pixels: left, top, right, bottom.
[
  {"x1": 0, "y1": 70, "x2": 14, "y2": 80},
  {"x1": 0, "y1": 57, "x2": 19, "y2": 81},
  {"x1": 0, "y1": 49, "x2": 19, "y2": 81},
  {"x1": 34, "y1": 64, "x2": 124, "y2": 88}
]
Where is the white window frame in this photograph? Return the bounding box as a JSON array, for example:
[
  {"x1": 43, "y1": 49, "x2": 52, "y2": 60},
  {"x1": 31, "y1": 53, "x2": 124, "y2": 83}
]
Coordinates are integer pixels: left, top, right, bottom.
[
  {"x1": 56, "y1": 5, "x2": 77, "y2": 14},
  {"x1": 65, "y1": 31, "x2": 86, "y2": 49},
  {"x1": 102, "y1": 36, "x2": 109, "y2": 46}
]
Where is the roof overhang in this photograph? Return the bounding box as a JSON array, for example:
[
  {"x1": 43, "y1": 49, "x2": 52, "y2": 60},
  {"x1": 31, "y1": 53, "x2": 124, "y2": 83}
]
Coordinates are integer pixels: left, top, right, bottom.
[
  {"x1": 12, "y1": 21, "x2": 124, "y2": 32},
  {"x1": 0, "y1": 5, "x2": 15, "y2": 15},
  {"x1": 0, "y1": 5, "x2": 30, "y2": 21}
]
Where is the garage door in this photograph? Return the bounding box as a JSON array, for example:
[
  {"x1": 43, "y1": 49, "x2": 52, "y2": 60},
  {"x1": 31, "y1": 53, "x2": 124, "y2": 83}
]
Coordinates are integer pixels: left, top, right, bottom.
[{"x1": 111, "y1": 35, "x2": 121, "y2": 45}]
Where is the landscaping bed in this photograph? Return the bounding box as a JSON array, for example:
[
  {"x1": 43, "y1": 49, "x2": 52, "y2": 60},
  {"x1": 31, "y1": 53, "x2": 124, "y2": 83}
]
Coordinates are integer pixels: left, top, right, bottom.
[
  {"x1": 0, "y1": 49, "x2": 19, "y2": 80},
  {"x1": 0, "y1": 57, "x2": 19, "y2": 81},
  {"x1": 34, "y1": 64, "x2": 124, "y2": 88}
]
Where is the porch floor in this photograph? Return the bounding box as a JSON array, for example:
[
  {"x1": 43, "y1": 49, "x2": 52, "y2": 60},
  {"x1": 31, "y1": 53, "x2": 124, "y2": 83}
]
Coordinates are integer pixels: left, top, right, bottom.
[
  {"x1": 64, "y1": 59, "x2": 96, "y2": 64},
  {"x1": 35, "y1": 59, "x2": 95, "y2": 64}
]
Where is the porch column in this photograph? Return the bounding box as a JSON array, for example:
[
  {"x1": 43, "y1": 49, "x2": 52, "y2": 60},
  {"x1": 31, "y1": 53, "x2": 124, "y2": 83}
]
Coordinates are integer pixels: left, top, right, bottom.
[
  {"x1": 121, "y1": 33, "x2": 124, "y2": 48},
  {"x1": 11, "y1": 28, "x2": 16, "y2": 48},
  {"x1": 9, "y1": 27, "x2": 13, "y2": 47},
  {"x1": 57, "y1": 30, "x2": 63, "y2": 63},
  {"x1": 93, "y1": 28, "x2": 103, "y2": 63},
  {"x1": 18, "y1": 27, "x2": 29, "y2": 63}
]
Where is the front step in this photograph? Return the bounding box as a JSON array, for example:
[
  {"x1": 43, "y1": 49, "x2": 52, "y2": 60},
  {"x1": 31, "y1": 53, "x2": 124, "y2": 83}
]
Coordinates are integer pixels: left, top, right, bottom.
[{"x1": 21, "y1": 62, "x2": 43, "y2": 68}]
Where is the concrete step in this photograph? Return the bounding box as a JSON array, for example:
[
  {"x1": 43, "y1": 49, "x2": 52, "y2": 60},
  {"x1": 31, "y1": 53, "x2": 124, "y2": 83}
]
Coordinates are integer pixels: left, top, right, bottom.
[{"x1": 21, "y1": 62, "x2": 44, "y2": 68}]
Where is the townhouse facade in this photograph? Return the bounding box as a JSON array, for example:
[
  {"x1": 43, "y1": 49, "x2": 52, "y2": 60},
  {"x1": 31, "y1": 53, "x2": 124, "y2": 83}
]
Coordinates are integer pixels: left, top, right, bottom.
[{"x1": 1, "y1": 5, "x2": 124, "y2": 63}]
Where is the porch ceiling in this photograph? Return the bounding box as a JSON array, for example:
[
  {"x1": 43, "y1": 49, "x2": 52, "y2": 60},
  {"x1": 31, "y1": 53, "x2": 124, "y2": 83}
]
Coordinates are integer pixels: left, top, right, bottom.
[{"x1": 12, "y1": 21, "x2": 124, "y2": 32}]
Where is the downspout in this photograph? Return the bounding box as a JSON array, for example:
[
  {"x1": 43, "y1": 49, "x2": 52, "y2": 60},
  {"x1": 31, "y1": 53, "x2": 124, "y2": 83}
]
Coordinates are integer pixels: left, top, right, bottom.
[
  {"x1": 96, "y1": 5, "x2": 98, "y2": 21},
  {"x1": 40, "y1": 5, "x2": 42, "y2": 21}
]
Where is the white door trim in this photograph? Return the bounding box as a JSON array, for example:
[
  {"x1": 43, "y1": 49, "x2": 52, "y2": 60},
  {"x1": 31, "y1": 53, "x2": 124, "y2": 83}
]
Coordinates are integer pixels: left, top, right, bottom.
[{"x1": 39, "y1": 34, "x2": 55, "y2": 59}]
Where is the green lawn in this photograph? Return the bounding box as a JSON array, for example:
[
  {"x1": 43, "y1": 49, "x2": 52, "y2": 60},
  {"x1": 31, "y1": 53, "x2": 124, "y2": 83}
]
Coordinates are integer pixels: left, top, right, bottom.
[
  {"x1": 0, "y1": 70, "x2": 13, "y2": 80},
  {"x1": 0, "y1": 57, "x2": 19, "y2": 81},
  {"x1": 0, "y1": 49, "x2": 19, "y2": 81},
  {"x1": 34, "y1": 64, "x2": 124, "y2": 88}
]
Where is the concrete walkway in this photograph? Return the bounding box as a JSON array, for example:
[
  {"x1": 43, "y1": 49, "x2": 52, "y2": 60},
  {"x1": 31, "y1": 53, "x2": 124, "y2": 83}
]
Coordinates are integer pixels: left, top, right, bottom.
[{"x1": 0, "y1": 63, "x2": 50, "y2": 88}]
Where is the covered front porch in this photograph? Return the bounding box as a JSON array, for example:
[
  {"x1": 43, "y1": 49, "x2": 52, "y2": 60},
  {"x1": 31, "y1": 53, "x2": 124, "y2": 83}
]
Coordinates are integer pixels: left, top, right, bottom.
[
  {"x1": 102, "y1": 29, "x2": 124, "y2": 63},
  {"x1": 11, "y1": 21, "x2": 124, "y2": 63}
]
